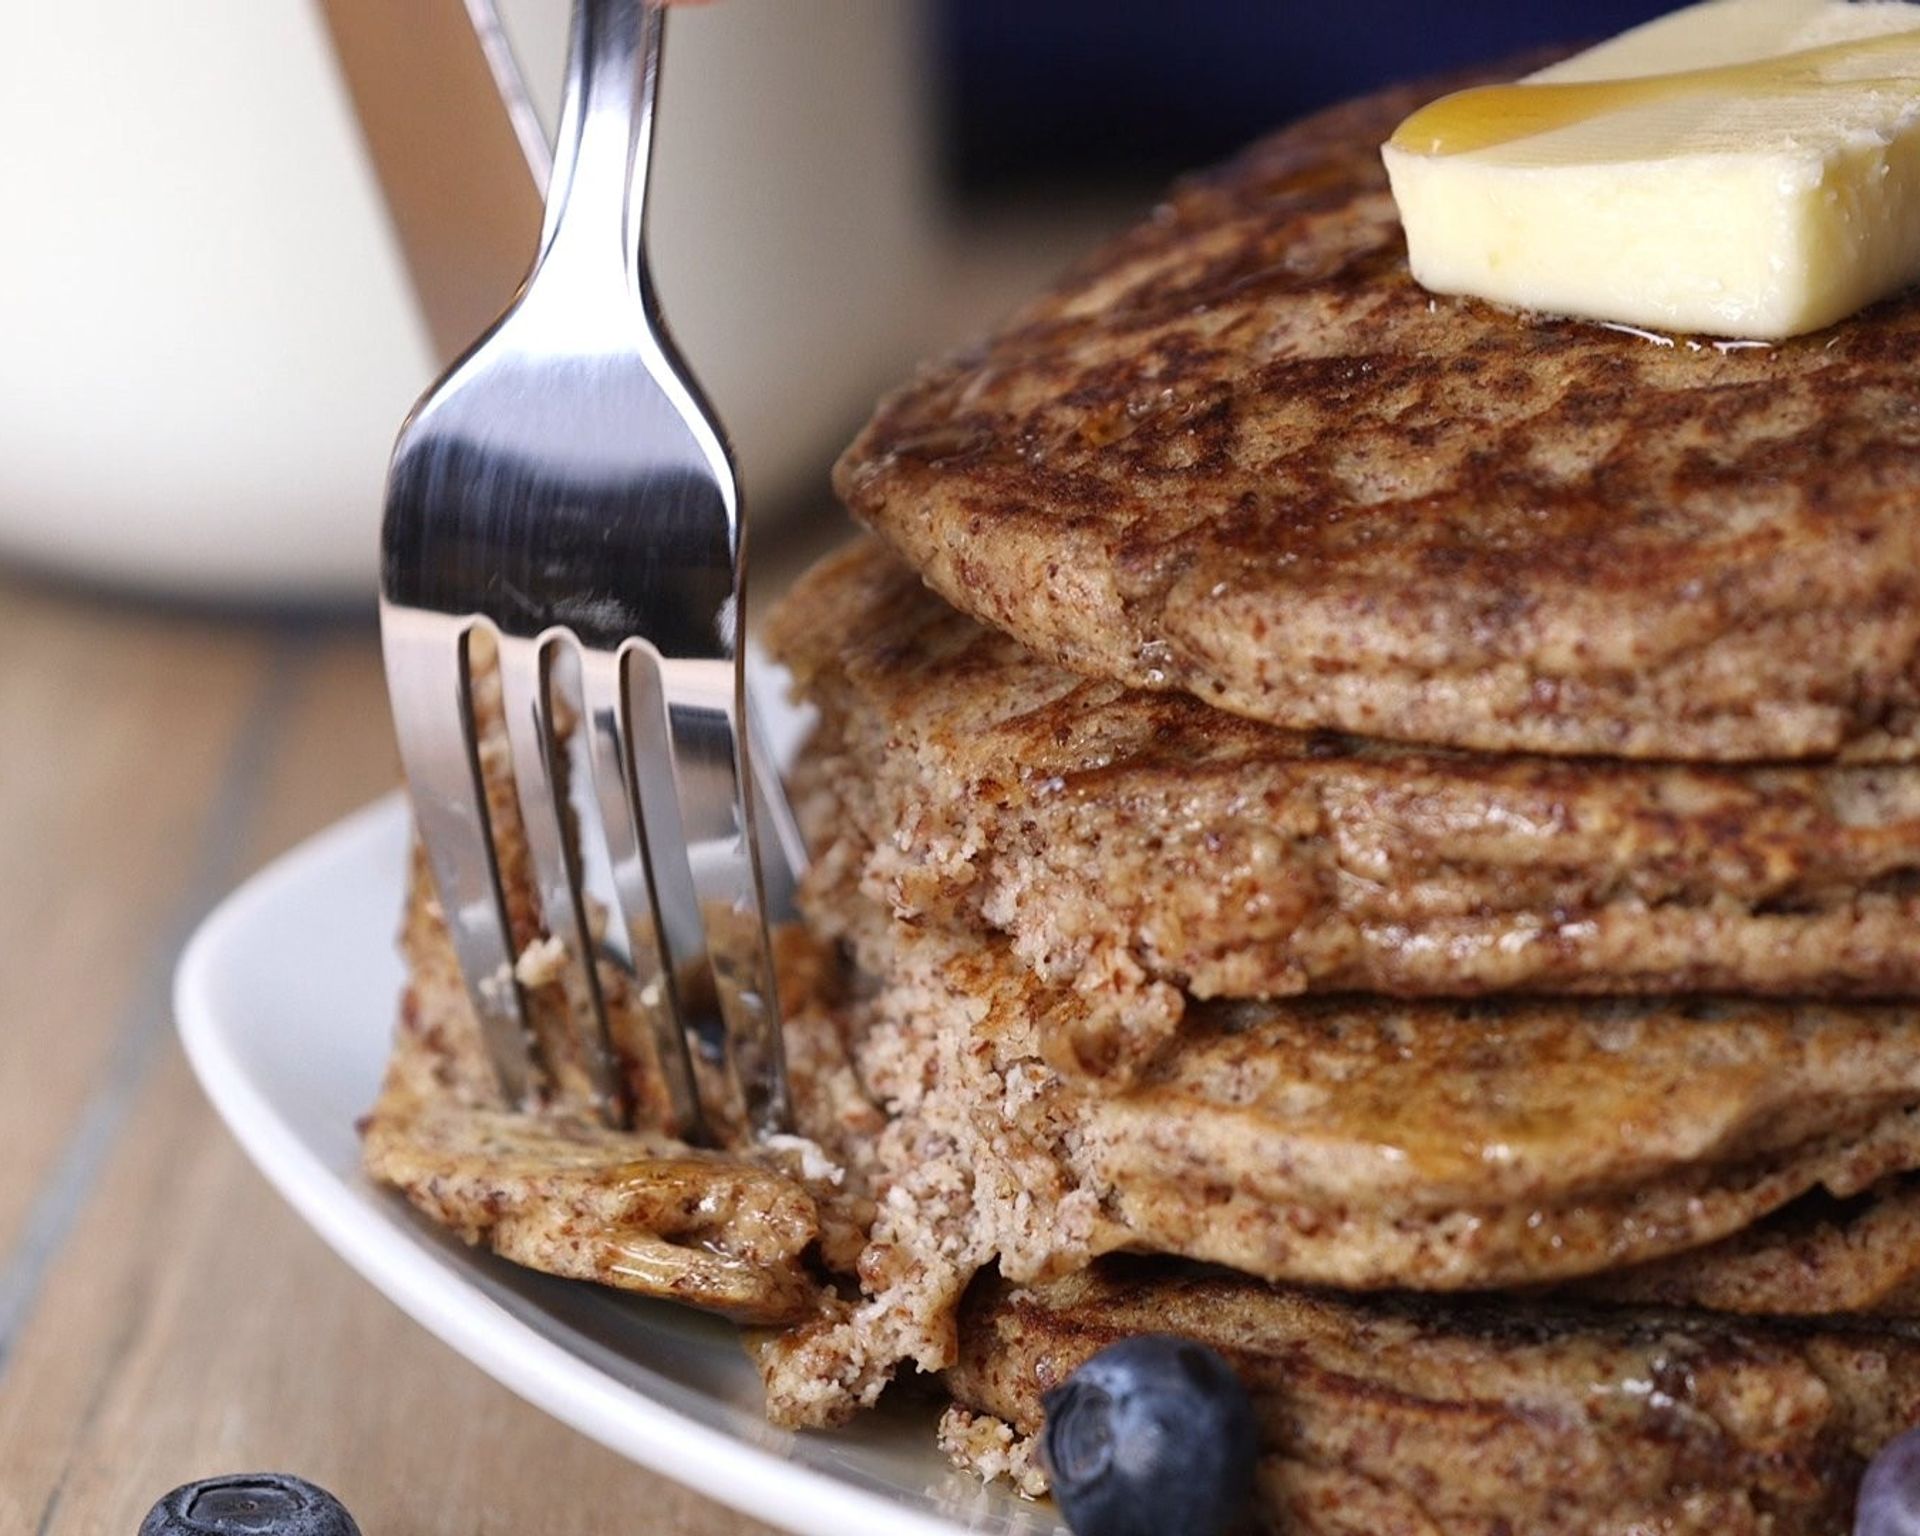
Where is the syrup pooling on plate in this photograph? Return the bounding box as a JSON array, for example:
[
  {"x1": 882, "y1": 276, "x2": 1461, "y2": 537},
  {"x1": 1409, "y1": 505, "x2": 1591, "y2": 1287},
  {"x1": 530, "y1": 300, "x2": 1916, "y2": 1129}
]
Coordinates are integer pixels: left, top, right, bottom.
[{"x1": 1390, "y1": 26, "x2": 1920, "y2": 156}]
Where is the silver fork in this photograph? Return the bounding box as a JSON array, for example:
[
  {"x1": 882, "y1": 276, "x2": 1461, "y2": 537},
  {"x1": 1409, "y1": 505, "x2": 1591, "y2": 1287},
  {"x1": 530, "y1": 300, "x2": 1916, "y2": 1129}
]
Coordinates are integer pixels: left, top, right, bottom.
[{"x1": 380, "y1": 0, "x2": 799, "y2": 1144}]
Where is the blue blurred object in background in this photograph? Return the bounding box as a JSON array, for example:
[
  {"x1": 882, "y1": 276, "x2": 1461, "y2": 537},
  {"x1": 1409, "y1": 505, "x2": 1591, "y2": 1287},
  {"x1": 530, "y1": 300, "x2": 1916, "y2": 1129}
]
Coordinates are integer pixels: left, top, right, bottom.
[{"x1": 939, "y1": 0, "x2": 1677, "y2": 192}]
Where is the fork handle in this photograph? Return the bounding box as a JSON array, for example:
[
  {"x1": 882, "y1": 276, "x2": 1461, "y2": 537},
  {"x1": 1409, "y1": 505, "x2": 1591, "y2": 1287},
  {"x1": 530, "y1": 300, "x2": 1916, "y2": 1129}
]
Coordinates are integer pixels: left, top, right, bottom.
[{"x1": 537, "y1": 0, "x2": 664, "y2": 286}]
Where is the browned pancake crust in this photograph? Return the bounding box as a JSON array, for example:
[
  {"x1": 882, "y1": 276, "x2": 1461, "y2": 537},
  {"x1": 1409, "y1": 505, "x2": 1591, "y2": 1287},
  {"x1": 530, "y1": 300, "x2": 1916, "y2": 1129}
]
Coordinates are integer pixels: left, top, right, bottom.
[
  {"x1": 770, "y1": 540, "x2": 1920, "y2": 1030},
  {"x1": 948, "y1": 1260, "x2": 1920, "y2": 1536},
  {"x1": 362, "y1": 1098, "x2": 823, "y2": 1323},
  {"x1": 1580, "y1": 1179, "x2": 1920, "y2": 1318},
  {"x1": 835, "y1": 68, "x2": 1920, "y2": 762}
]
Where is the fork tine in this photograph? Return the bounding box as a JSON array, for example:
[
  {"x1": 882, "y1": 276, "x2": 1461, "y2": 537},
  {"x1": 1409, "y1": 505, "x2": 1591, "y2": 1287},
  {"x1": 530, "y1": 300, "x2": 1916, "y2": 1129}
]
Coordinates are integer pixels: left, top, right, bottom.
[
  {"x1": 380, "y1": 2, "x2": 799, "y2": 1142},
  {"x1": 578, "y1": 645, "x2": 705, "y2": 1142},
  {"x1": 648, "y1": 653, "x2": 792, "y2": 1141},
  {"x1": 747, "y1": 696, "x2": 807, "y2": 927},
  {"x1": 382, "y1": 609, "x2": 535, "y2": 1107},
  {"x1": 496, "y1": 632, "x2": 631, "y2": 1125}
]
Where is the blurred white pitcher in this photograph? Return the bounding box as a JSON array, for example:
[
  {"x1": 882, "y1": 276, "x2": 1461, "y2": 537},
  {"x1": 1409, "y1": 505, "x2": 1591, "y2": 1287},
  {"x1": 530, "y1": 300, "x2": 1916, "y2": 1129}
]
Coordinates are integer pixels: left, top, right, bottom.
[{"x1": 0, "y1": 0, "x2": 935, "y2": 600}]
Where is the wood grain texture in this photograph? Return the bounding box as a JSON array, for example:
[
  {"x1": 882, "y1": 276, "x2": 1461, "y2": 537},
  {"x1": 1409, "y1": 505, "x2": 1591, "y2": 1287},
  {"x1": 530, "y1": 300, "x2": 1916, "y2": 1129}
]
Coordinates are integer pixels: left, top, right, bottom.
[
  {"x1": 0, "y1": 588, "x2": 775, "y2": 1536},
  {"x1": 0, "y1": 579, "x2": 270, "y2": 1266}
]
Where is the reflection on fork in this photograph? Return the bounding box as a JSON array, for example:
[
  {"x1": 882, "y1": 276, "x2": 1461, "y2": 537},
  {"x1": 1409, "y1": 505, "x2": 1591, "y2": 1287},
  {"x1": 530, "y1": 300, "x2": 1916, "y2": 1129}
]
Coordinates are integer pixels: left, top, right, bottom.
[{"x1": 378, "y1": 0, "x2": 801, "y2": 1146}]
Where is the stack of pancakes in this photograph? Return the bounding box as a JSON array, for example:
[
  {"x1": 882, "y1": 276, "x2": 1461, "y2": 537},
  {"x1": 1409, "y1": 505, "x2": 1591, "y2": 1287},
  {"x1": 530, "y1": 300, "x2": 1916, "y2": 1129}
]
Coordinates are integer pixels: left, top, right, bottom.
[
  {"x1": 768, "y1": 54, "x2": 1920, "y2": 1529},
  {"x1": 365, "y1": 65, "x2": 1920, "y2": 1534}
]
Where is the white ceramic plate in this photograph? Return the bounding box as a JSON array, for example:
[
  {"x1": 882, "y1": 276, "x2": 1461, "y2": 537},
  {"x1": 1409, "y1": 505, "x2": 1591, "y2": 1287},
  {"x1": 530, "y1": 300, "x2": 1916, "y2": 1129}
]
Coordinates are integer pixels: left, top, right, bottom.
[{"x1": 175, "y1": 793, "x2": 1065, "y2": 1536}]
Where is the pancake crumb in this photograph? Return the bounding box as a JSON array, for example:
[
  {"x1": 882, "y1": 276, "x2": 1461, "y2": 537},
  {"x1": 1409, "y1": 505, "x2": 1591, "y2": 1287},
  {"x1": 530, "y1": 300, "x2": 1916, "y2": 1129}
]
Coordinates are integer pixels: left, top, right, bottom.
[{"x1": 938, "y1": 1405, "x2": 1048, "y2": 1500}]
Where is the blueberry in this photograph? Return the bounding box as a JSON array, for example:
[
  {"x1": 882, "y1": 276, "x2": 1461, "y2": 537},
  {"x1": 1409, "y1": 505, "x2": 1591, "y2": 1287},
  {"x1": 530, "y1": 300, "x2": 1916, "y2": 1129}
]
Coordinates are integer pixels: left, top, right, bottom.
[
  {"x1": 138, "y1": 1475, "x2": 360, "y2": 1536},
  {"x1": 1860, "y1": 1428, "x2": 1920, "y2": 1536},
  {"x1": 1041, "y1": 1334, "x2": 1258, "y2": 1536}
]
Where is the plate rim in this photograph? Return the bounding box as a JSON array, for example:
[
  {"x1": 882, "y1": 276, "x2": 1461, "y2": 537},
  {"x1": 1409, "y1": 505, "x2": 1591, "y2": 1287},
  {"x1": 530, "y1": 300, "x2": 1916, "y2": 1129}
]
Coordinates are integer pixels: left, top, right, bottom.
[{"x1": 173, "y1": 793, "x2": 1001, "y2": 1536}]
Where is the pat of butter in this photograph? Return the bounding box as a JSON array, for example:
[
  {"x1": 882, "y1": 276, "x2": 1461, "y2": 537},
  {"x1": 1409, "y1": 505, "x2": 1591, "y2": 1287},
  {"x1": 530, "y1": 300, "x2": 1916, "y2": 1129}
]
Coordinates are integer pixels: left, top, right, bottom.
[{"x1": 1382, "y1": 0, "x2": 1920, "y2": 339}]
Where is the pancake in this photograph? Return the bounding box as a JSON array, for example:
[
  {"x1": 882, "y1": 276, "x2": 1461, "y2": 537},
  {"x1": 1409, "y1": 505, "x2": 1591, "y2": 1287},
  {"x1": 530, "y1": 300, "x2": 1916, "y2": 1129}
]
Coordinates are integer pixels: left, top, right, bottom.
[
  {"x1": 834, "y1": 66, "x2": 1920, "y2": 762},
  {"x1": 361, "y1": 1092, "x2": 824, "y2": 1325},
  {"x1": 754, "y1": 859, "x2": 1920, "y2": 1424},
  {"x1": 360, "y1": 635, "x2": 884, "y2": 1323},
  {"x1": 768, "y1": 540, "x2": 1920, "y2": 1059},
  {"x1": 1579, "y1": 1179, "x2": 1920, "y2": 1318},
  {"x1": 799, "y1": 884, "x2": 1920, "y2": 1300},
  {"x1": 360, "y1": 845, "x2": 861, "y2": 1325},
  {"x1": 945, "y1": 1259, "x2": 1920, "y2": 1536}
]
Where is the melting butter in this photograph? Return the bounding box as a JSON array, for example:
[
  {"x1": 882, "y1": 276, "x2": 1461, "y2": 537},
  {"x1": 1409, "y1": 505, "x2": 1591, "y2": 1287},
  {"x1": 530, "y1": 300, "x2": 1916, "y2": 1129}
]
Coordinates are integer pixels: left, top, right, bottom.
[{"x1": 1381, "y1": 0, "x2": 1920, "y2": 339}]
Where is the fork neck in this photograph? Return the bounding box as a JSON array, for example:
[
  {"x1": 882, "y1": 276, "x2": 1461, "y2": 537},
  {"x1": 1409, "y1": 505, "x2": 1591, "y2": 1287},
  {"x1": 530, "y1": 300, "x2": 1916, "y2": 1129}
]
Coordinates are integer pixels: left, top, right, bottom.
[{"x1": 535, "y1": 0, "x2": 663, "y2": 296}]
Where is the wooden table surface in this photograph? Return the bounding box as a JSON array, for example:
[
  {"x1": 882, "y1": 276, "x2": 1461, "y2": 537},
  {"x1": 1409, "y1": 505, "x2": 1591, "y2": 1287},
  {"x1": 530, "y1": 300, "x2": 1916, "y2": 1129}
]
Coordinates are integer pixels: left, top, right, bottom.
[{"x1": 0, "y1": 570, "x2": 779, "y2": 1536}]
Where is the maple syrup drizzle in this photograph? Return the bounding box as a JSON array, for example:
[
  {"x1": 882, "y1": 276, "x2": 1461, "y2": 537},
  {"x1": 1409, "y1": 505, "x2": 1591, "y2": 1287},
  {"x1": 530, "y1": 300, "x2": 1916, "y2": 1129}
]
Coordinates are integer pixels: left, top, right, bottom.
[{"x1": 1391, "y1": 27, "x2": 1920, "y2": 157}]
